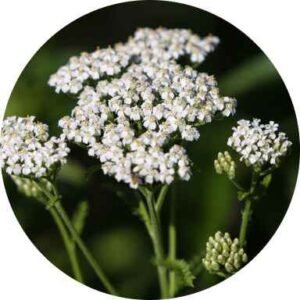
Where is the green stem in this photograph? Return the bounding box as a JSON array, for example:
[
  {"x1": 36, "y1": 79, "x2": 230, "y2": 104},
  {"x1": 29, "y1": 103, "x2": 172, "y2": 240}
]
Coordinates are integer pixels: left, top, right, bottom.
[
  {"x1": 54, "y1": 201, "x2": 119, "y2": 296},
  {"x1": 32, "y1": 181, "x2": 83, "y2": 282},
  {"x1": 168, "y1": 185, "x2": 177, "y2": 298},
  {"x1": 238, "y1": 170, "x2": 260, "y2": 247},
  {"x1": 156, "y1": 185, "x2": 169, "y2": 212},
  {"x1": 48, "y1": 206, "x2": 83, "y2": 282},
  {"x1": 239, "y1": 199, "x2": 252, "y2": 247},
  {"x1": 229, "y1": 178, "x2": 245, "y2": 191},
  {"x1": 143, "y1": 188, "x2": 169, "y2": 299}
]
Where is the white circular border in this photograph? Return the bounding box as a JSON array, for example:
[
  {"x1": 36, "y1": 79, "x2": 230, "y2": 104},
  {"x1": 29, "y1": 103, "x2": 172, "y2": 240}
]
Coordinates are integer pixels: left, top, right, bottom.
[{"x1": 0, "y1": 1, "x2": 299, "y2": 299}]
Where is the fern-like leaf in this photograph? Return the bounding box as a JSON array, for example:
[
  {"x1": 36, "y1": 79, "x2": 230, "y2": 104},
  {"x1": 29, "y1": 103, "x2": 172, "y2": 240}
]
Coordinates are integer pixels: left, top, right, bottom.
[{"x1": 156, "y1": 258, "x2": 195, "y2": 289}]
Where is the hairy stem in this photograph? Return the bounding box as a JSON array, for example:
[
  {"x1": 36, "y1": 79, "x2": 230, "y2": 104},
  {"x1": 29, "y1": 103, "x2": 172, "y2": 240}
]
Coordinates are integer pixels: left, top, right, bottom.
[
  {"x1": 239, "y1": 199, "x2": 252, "y2": 247},
  {"x1": 36, "y1": 180, "x2": 118, "y2": 295},
  {"x1": 48, "y1": 206, "x2": 83, "y2": 282},
  {"x1": 141, "y1": 187, "x2": 169, "y2": 298},
  {"x1": 32, "y1": 181, "x2": 83, "y2": 282},
  {"x1": 54, "y1": 201, "x2": 119, "y2": 296},
  {"x1": 238, "y1": 170, "x2": 259, "y2": 247},
  {"x1": 168, "y1": 185, "x2": 177, "y2": 297}
]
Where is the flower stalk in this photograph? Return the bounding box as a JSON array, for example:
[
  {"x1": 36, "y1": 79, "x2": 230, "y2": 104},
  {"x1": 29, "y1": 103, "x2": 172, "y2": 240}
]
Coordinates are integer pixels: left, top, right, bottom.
[
  {"x1": 140, "y1": 186, "x2": 169, "y2": 298},
  {"x1": 28, "y1": 179, "x2": 83, "y2": 282},
  {"x1": 53, "y1": 200, "x2": 119, "y2": 296},
  {"x1": 239, "y1": 199, "x2": 252, "y2": 247},
  {"x1": 15, "y1": 176, "x2": 118, "y2": 295},
  {"x1": 48, "y1": 205, "x2": 83, "y2": 282},
  {"x1": 168, "y1": 185, "x2": 177, "y2": 298}
]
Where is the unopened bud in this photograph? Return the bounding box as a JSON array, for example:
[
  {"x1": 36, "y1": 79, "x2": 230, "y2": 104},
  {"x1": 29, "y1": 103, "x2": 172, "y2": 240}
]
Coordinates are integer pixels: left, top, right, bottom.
[{"x1": 203, "y1": 231, "x2": 248, "y2": 276}]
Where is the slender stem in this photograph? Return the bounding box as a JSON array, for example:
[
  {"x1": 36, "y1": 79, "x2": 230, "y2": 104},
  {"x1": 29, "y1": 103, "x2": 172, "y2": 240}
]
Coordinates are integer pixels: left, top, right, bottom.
[
  {"x1": 156, "y1": 185, "x2": 169, "y2": 212},
  {"x1": 238, "y1": 170, "x2": 260, "y2": 247},
  {"x1": 143, "y1": 188, "x2": 169, "y2": 299},
  {"x1": 168, "y1": 185, "x2": 177, "y2": 297},
  {"x1": 48, "y1": 206, "x2": 83, "y2": 282},
  {"x1": 260, "y1": 166, "x2": 275, "y2": 178},
  {"x1": 239, "y1": 199, "x2": 252, "y2": 247},
  {"x1": 54, "y1": 201, "x2": 119, "y2": 296},
  {"x1": 229, "y1": 178, "x2": 245, "y2": 191},
  {"x1": 32, "y1": 181, "x2": 83, "y2": 282}
]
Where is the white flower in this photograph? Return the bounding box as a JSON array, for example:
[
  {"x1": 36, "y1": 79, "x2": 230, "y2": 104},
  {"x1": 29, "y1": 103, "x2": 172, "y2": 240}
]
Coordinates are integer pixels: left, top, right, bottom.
[
  {"x1": 48, "y1": 28, "x2": 219, "y2": 94},
  {"x1": 57, "y1": 61, "x2": 235, "y2": 188},
  {"x1": 50, "y1": 28, "x2": 236, "y2": 189},
  {"x1": 227, "y1": 119, "x2": 292, "y2": 167},
  {"x1": 0, "y1": 116, "x2": 70, "y2": 178}
]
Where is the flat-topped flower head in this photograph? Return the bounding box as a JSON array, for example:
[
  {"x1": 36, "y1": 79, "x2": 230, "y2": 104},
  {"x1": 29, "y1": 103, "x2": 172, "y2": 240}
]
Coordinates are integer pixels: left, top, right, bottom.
[
  {"x1": 0, "y1": 116, "x2": 70, "y2": 178},
  {"x1": 48, "y1": 28, "x2": 219, "y2": 94},
  {"x1": 203, "y1": 231, "x2": 248, "y2": 276},
  {"x1": 49, "y1": 27, "x2": 235, "y2": 188},
  {"x1": 59, "y1": 61, "x2": 236, "y2": 188},
  {"x1": 227, "y1": 119, "x2": 292, "y2": 167}
]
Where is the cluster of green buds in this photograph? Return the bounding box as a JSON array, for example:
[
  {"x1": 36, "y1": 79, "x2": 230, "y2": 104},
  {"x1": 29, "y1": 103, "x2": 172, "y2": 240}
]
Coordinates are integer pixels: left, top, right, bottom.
[
  {"x1": 203, "y1": 231, "x2": 248, "y2": 276},
  {"x1": 11, "y1": 176, "x2": 52, "y2": 204},
  {"x1": 214, "y1": 151, "x2": 236, "y2": 179}
]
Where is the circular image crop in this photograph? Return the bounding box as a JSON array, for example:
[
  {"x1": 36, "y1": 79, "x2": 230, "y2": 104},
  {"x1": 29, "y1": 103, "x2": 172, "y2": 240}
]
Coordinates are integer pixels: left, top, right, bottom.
[{"x1": 1, "y1": 1, "x2": 299, "y2": 299}]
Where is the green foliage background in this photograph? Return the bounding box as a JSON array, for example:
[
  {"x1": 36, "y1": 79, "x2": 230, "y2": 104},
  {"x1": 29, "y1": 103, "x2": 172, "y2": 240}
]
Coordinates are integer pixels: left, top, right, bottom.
[{"x1": 3, "y1": 1, "x2": 299, "y2": 298}]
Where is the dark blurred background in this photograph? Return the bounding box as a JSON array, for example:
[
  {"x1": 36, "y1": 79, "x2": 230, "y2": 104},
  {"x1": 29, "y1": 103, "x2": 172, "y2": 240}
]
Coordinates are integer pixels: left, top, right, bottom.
[{"x1": 3, "y1": 1, "x2": 299, "y2": 299}]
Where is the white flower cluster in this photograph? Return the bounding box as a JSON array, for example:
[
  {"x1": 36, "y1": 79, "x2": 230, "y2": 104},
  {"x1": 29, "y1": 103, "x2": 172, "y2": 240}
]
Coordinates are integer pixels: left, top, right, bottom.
[
  {"x1": 227, "y1": 119, "x2": 292, "y2": 167},
  {"x1": 49, "y1": 27, "x2": 235, "y2": 188},
  {"x1": 58, "y1": 61, "x2": 236, "y2": 188},
  {"x1": 48, "y1": 28, "x2": 219, "y2": 94},
  {"x1": 0, "y1": 116, "x2": 69, "y2": 178}
]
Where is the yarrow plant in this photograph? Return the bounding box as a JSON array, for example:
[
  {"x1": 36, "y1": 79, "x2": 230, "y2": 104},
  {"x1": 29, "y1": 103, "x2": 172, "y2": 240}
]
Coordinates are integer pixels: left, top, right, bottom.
[
  {"x1": 0, "y1": 116, "x2": 117, "y2": 294},
  {"x1": 204, "y1": 118, "x2": 292, "y2": 277},
  {"x1": 0, "y1": 27, "x2": 292, "y2": 299}
]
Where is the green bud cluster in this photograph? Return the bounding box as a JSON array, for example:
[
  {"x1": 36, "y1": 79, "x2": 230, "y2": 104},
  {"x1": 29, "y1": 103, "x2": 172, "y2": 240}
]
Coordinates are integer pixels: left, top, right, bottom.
[
  {"x1": 11, "y1": 176, "x2": 51, "y2": 202},
  {"x1": 203, "y1": 231, "x2": 248, "y2": 276},
  {"x1": 214, "y1": 151, "x2": 236, "y2": 179}
]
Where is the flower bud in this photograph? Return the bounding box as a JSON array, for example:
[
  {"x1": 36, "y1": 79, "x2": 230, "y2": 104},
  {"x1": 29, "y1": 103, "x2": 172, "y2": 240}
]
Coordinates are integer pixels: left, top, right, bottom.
[
  {"x1": 203, "y1": 231, "x2": 248, "y2": 276},
  {"x1": 11, "y1": 176, "x2": 48, "y2": 203},
  {"x1": 214, "y1": 151, "x2": 236, "y2": 179}
]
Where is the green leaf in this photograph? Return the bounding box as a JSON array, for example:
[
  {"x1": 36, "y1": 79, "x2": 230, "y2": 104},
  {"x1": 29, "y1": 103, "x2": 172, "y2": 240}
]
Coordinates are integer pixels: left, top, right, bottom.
[
  {"x1": 156, "y1": 258, "x2": 195, "y2": 289},
  {"x1": 260, "y1": 174, "x2": 272, "y2": 189},
  {"x1": 72, "y1": 201, "x2": 89, "y2": 236},
  {"x1": 134, "y1": 201, "x2": 152, "y2": 235},
  {"x1": 237, "y1": 191, "x2": 249, "y2": 201},
  {"x1": 188, "y1": 254, "x2": 204, "y2": 277},
  {"x1": 253, "y1": 173, "x2": 273, "y2": 200}
]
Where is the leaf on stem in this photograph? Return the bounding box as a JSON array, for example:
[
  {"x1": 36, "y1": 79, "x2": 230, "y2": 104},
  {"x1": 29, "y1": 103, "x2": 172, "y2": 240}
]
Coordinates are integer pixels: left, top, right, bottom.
[
  {"x1": 134, "y1": 201, "x2": 152, "y2": 235},
  {"x1": 72, "y1": 201, "x2": 89, "y2": 236},
  {"x1": 237, "y1": 191, "x2": 249, "y2": 201},
  {"x1": 260, "y1": 173, "x2": 272, "y2": 189},
  {"x1": 155, "y1": 258, "x2": 195, "y2": 289},
  {"x1": 253, "y1": 173, "x2": 273, "y2": 200}
]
